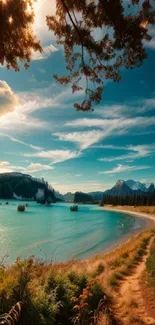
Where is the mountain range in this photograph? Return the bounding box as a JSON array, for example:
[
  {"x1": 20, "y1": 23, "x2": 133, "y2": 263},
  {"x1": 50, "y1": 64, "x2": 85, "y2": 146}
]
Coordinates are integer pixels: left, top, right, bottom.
[
  {"x1": 63, "y1": 179, "x2": 155, "y2": 202},
  {"x1": 0, "y1": 173, "x2": 154, "y2": 203}
]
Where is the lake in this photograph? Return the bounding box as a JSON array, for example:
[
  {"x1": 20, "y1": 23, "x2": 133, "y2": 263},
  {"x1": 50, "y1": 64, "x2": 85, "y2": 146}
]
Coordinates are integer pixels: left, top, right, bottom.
[{"x1": 0, "y1": 201, "x2": 147, "y2": 264}]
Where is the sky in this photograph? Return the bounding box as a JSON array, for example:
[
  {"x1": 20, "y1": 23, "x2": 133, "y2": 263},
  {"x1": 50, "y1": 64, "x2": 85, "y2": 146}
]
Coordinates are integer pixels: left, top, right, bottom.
[{"x1": 0, "y1": 0, "x2": 155, "y2": 194}]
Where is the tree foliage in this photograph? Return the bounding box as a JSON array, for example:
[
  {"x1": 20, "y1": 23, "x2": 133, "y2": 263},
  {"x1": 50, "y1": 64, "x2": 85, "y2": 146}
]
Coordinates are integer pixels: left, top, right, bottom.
[
  {"x1": 47, "y1": 0, "x2": 155, "y2": 111},
  {"x1": 0, "y1": 0, "x2": 154, "y2": 111},
  {"x1": 104, "y1": 191, "x2": 155, "y2": 206},
  {"x1": 0, "y1": 0, "x2": 41, "y2": 71}
]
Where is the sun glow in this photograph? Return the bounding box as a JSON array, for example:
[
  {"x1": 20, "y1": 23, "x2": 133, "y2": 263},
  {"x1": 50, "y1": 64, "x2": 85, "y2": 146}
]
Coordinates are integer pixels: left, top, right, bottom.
[
  {"x1": 8, "y1": 15, "x2": 13, "y2": 24},
  {"x1": 0, "y1": 0, "x2": 7, "y2": 4},
  {"x1": 26, "y1": 2, "x2": 32, "y2": 14}
]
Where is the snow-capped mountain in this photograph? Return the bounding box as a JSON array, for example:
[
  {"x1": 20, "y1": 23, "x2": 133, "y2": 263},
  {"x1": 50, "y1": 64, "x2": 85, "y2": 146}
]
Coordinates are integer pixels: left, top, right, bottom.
[
  {"x1": 125, "y1": 179, "x2": 147, "y2": 192},
  {"x1": 104, "y1": 180, "x2": 134, "y2": 196}
]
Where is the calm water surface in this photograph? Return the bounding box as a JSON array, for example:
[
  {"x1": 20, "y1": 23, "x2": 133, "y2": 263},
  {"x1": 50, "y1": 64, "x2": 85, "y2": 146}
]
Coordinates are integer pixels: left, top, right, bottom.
[{"x1": 0, "y1": 201, "x2": 146, "y2": 264}]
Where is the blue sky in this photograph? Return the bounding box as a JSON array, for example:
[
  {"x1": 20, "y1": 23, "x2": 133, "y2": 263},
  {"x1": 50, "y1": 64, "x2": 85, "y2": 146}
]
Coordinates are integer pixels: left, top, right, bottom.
[{"x1": 0, "y1": 0, "x2": 155, "y2": 194}]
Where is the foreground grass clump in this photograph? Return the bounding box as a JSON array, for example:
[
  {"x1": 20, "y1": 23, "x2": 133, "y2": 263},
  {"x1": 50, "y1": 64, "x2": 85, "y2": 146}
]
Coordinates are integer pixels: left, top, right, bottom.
[{"x1": 0, "y1": 259, "x2": 107, "y2": 325}]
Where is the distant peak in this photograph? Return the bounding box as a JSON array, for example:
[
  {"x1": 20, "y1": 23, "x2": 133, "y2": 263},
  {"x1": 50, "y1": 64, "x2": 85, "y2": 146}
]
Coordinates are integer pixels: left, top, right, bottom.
[{"x1": 116, "y1": 180, "x2": 125, "y2": 186}]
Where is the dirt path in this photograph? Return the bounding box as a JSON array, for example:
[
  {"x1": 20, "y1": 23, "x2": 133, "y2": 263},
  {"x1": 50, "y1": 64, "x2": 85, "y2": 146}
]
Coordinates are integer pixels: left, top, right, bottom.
[{"x1": 112, "y1": 238, "x2": 155, "y2": 325}]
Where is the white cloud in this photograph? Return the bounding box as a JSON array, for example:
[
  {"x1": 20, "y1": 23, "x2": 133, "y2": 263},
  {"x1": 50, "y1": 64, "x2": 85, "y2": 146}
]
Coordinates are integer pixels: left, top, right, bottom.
[
  {"x1": 0, "y1": 81, "x2": 18, "y2": 116},
  {"x1": 32, "y1": 44, "x2": 58, "y2": 61},
  {"x1": 98, "y1": 144, "x2": 155, "y2": 162},
  {"x1": 99, "y1": 164, "x2": 151, "y2": 175},
  {"x1": 0, "y1": 133, "x2": 42, "y2": 151},
  {"x1": 0, "y1": 110, "x2": 48, "y2": 133},
  {"x1": 54, "y1": 130, "x2": 107, "y2": 150},
  {"x1": 63, "y1": 117, "x2": 155, "y2": 150},
  {"x1": 145, "y1": 98, "x2": 155, "y2": 108},
  {"x1": 144, "y1": 26, "x2": 155, "y2": 50},
  {"x1": 0, "y1": 161, "x2": 24, "y2": 173},
  {"x1": 0, "y1": 161, "x2": 53, "y2": 174},
  {"x1": 24, "y1": 149, "x2": 81, "y2": 164},
  {"x1": 66, "y1": 116, "x2": 155, "y2": 131},
  {"x1": 25, "y1": 163, "x2": 54, "y2": 173},
  {"x1": 33, "y1": 0, "x2": 56, "y2": 42}
]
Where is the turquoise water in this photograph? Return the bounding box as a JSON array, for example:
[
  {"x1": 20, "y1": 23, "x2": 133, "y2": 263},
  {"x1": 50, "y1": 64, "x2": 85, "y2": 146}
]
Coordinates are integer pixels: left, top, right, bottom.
[{"x1": 0, "y1": 201, "x2": 146, "y2": 264}]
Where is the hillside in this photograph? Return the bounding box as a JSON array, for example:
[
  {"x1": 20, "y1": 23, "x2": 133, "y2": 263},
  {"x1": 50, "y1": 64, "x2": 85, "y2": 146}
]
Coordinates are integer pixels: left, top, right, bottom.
[
  {"x1": 0, "y1": 172, "x2": 56, "y2": 203},
  {"x1": 63, "y1": 192, "x2": 75, "y2": 202},
  {"x1": 74, "y1": 191, "x2": 94, "y2": 203}
]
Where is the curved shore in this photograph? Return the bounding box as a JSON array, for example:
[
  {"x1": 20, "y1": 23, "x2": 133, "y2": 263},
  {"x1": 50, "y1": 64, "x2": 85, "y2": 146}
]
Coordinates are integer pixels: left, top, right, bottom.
[
  {"x1": 103, "y1": 205, "x2": 155, "y2": 224},
  {"x1": 91, "y1": 206, "x2": 155, "y2": 257}
]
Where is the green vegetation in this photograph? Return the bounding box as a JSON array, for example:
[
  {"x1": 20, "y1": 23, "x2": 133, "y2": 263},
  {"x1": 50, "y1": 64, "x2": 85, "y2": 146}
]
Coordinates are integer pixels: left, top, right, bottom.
[
  {"x1": 0, "y1": 173, "x2": 55, "y2": 202},
  {"x1": 0, "y1": 231, "x2": 154, "y2": 325},
  {"x1": 104, "y1": 192, "x2": 155, "y2": 206},
  {"x1": 0, "y1": 259, "x2": 106, "y2": 325},
  {"x1": 107, "y1": 235, "x2": 151, "y2": 289},
  {"x1": 146, "y1": 238, "x2": 155, "y2": 289},
  {"x1": 74, "y1": 192, "x2": 94, "y2": 204}
]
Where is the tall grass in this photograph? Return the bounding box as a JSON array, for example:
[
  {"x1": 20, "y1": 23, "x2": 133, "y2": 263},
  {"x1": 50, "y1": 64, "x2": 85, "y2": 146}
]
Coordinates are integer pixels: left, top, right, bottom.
[
  {"x1": 146, "y1": 238, "x2": 155, "y2": 289},
  {"x1": 0, "y1": 229, "x2": 154, "y2": 324}
]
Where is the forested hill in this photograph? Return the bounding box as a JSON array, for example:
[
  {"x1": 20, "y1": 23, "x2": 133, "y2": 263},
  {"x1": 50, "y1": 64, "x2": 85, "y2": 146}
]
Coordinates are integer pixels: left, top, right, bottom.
[{"x1": 0, "y1": 172, "x2": 56, "y2": 202}]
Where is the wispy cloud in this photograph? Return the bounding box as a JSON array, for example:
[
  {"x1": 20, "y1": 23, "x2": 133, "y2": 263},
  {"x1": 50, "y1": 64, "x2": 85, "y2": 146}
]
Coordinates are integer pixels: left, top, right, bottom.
[
  {"x1": 24, "y1": 149, "x2": 81, "y2": 164},
  {"x1": 98, "y1": 144, "x2": 155, "y2": 162},
  {"x1": 0, "y1": 110, "x2": 48, "y2": 133},
  {"x1": 25, "y1": 163, "x2": 54, "y2": 173},
  {"x1": 0, "y1": 161, "x2": 24, "y2": 173},
  {"x1": 0, "y1": 161, "x2": 53, "y2": 174},
  {"x1": 66, "y1": 116, "x2": 155, "y2": 131},
  {"x1": 99, "y1": 164, "x2": 151, "y2": 175},
  {"x1": 0, "y1": 133, "x2": 42, "y2": 151},
  {"x1": 64, "y1": 117, "x2": 155, "y2": 150},
  {"x1": 32, "y1": 44, "x2": 58, "y2": 61},
  {"x1": 54, "y1": 130, "x2": 107, "y2": 150}
]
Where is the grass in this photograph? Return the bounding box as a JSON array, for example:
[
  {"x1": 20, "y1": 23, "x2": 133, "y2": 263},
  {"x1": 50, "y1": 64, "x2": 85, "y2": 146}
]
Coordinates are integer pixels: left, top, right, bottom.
[
  {"x1": 0, "y1": 229, "x2": 154, "y2": 325},
  {"x1": 105, "y1": 205, "x2": 155, "y2": 217},
  {"x1": 145, "y1": 237, "x2": 155, "y2": 289}
]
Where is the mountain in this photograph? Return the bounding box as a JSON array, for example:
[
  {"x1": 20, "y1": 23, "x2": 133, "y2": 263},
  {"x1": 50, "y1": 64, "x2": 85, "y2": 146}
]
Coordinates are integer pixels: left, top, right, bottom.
[
  {"x1": 74, "y1": 192, "x2": 94, "y2": 203},
  {"x1": 125, "y1": 179, "x2": 147, "y2": 192},
  {"x1": 54, "y1": 190, "x2": 64, "y2": 201},
  {"x1": 88, "y1": 191, "x2": 104, "y2": 201},
  {"x1": 148, "y1": 183, "x2": 155, "y2": 193},
  {"x1": 0, "y1": 172, "x2": 56, "y2": 202},
  {"x1": 64, "y1": 192, "x2": 75, "y2": 202},
  {"x1": 105, "y1": 180, "x2": 134, "y2": 197}
]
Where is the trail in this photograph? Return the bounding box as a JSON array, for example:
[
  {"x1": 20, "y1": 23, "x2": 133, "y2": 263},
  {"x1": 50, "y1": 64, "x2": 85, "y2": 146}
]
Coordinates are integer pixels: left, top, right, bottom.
[{"x1": 112, "y1": 237, "x2": 155, "y2": 325}]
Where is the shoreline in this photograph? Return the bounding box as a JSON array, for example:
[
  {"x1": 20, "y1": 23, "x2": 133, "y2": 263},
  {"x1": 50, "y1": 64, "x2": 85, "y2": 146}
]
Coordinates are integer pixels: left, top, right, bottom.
[
  {"x1": 88, "y1": 206, "x2": 155, "y2": 258},
  {"x1": 103, "y1": 205, "x2": 155, "y2": 224}
]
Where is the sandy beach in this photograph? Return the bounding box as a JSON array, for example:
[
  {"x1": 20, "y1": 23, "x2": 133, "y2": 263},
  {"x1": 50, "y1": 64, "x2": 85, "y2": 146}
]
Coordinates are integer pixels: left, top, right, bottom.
[{"x1": 103, "y1": 205, "x2": 155, "y2": 224}]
